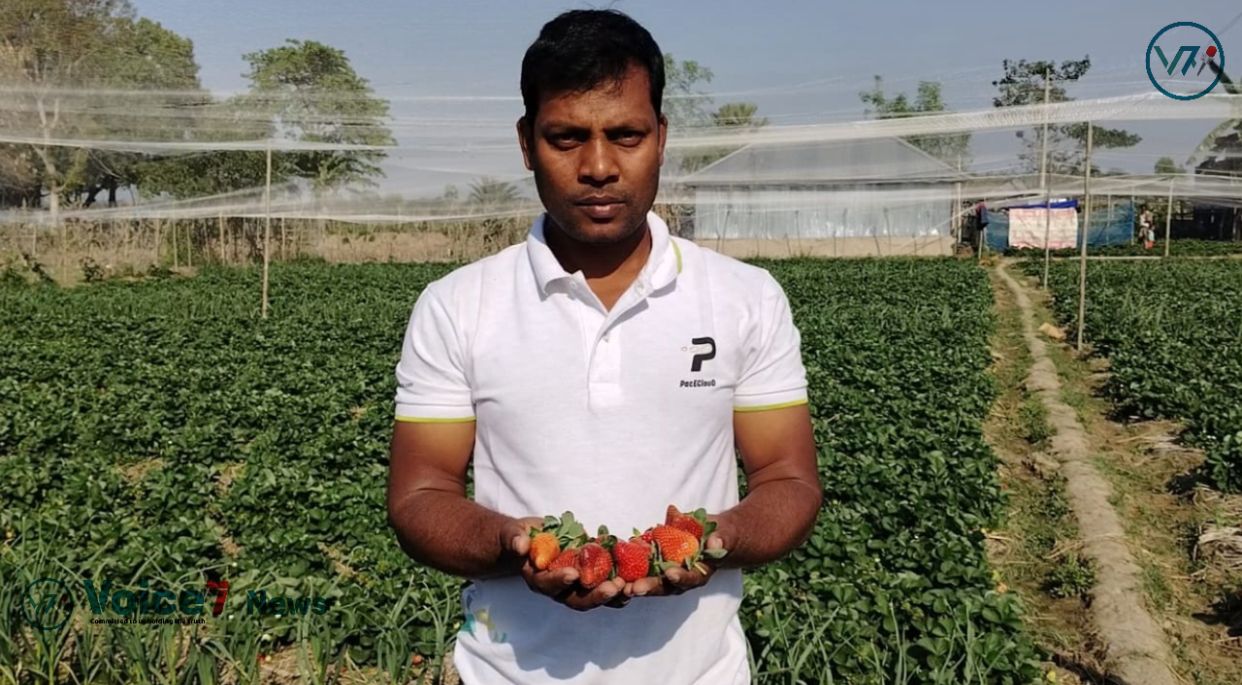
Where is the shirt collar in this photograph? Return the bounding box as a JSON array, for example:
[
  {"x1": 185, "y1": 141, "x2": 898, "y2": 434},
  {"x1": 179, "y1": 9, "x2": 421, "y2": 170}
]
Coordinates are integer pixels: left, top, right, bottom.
[{"x1": 526, "y1": 210, "x2": 682, "y2": 297}]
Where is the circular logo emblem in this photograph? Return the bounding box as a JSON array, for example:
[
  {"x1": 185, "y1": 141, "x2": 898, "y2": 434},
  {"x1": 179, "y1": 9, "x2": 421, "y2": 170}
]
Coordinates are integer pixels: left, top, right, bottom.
[
  {"x1": 24, "y1": 578, "x2": 74, "y2": 631},
  {"x1": 1146, "y1": 22, "x2": 1225, "y2": 100}
]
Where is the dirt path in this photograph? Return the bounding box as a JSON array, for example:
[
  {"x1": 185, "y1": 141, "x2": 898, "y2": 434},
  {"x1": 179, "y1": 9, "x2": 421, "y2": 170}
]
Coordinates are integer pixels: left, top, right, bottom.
[{"x1": 995, "y1": 262, "x2": 1180, "y2": 685}]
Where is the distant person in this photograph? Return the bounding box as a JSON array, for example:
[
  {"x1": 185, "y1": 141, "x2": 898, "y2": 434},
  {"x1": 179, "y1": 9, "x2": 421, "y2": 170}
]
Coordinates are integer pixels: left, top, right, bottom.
[
  {"x1": 386, "y1": 9, "x2": 822, "y2": 684},
  {"x1": 1139, "y1": 205, "x2": 1154, "y2": 249},
  {"x1": 975, "y1": 201, "x2": 989, "y2": 248}
]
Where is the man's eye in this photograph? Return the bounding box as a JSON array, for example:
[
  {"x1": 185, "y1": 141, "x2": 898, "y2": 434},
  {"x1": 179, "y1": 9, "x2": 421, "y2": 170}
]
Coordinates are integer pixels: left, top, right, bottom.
[
  {"x1": 616, "y1": 132, "x2": 643, "y2": 145},
  {"x1": 550, "y1": 134, "x2": 580, "y2": 147}
]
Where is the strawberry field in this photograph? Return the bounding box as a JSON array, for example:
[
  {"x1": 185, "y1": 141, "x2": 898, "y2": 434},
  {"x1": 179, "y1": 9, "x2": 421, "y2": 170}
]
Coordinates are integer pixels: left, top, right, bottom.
[
  {"x1": 1031, "y1": 260, "x2": 1242, "y2": 492},
  {"x1": 1, "y1": 259, "x2": 1037, "y2": 683}
]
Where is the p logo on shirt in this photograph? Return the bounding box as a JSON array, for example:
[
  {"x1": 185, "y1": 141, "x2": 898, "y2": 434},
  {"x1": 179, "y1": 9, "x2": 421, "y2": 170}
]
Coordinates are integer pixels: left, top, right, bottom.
[{"x1": 686, "y1": 337, "x2": 716, "y2": 372}]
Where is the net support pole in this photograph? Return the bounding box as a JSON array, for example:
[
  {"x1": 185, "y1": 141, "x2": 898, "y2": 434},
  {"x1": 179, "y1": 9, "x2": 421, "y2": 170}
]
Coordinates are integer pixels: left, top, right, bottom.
[
  {"x1": 1163, "y1": 177, "x2": 1173, "y2": 259},
  {"x1": 261, "y1": 142, "x2": 273, "y2": 319},
  {"x1": 218, "y1": 212, "x2": 225, "y2": 262},
  {"x1": 1076, "y1": 122, "x2": 1093, "y2": 353},
  {"x1": 1130, "y1": 194, "x2": 1136, "y2": 244},
  {"x1": 1040, "y1": 70, "x2": 1053, "y2": 288},
  {"x1": 953, "y1": 180, "x2": 963, "y2": 245}
]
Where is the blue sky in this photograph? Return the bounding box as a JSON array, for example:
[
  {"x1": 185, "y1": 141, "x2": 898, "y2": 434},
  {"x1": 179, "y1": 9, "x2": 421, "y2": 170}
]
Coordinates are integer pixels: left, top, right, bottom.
[{"x1": 132, "y1": 1, "x2": 1242, "y2": 193}]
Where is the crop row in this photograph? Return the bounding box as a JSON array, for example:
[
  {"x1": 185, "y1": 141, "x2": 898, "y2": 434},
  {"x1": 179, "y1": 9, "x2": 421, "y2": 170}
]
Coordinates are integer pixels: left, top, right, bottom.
[
  {"x1": 0, "y1": 259, "x2": 1036, "y2": 683},
  {"x1": 1029, "y1": 260, "x2": 1242, "y2": 491}
]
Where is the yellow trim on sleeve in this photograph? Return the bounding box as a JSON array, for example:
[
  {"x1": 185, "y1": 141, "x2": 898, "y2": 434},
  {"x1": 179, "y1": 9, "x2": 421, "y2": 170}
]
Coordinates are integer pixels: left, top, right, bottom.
[
  {"x1": 671, "y1": 239, "x2": 683, "y2": 273},
  {"x1": 395, "y1": 415, "x2": 477, "y2": 424},
  {"x1": 733, "y1": 399, "x2": 809, "y2": 413}
]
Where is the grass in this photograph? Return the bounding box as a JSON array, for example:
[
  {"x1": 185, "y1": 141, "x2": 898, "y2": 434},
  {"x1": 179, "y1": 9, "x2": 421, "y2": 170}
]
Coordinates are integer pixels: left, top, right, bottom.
[
  {"x1": 1016, "y1": 267, "x2": 1242, "y2": 685},
  {"x1": 1018, "y1": 395, "x2": 1051, "y2": 446},
  {"x1": 983, "y1": 267, "x2": 1102, "y2": 679}
]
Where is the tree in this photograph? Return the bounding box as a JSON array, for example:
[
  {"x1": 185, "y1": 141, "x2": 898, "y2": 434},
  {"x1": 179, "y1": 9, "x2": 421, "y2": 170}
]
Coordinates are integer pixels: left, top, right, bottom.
[
  {"x1": 992, "y1": 56, "x2": 1140, "y2": 175},
  {"x1": 240, "y1": 40, "x2": 394, "y2": 194},
  {"x1": 1154, "y1": 156, "x2": 1185, "y2": 175},
  {"x1": 0, "y1": 0, "x2": 140, "y2": 218},
  {"x1": 1189, "y1": 62, "x2": 1241, "y2": 178},
  {"x1": 468, "y1": 178, "x2": 520, "y2": 207},
  {"x1": 675, "y1": 101, "x2": 770, "y2": 174},
  {"x1": 662, "y1": 54, "x2": 715, "y2": 130},
  {"x1": 0, "y1": 2, "x2": 207, "y2": 211},
  {"x1": 859, "y1": 76, "x2": 971, "y2": 166}
]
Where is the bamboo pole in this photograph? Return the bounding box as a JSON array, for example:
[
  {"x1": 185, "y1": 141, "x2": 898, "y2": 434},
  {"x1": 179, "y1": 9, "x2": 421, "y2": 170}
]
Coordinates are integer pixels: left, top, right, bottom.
[
  {"x1": 172, "y1": 217, "x2": 179, "y2": 269},
  {"x1": 186, "y1": 223, "x2": 193, "y2": 268},
  {"x1": 280, "y1": 217, "x2": 287, "y2": 261},
  {"x1": 154, "y1": 218, "x2": 162, "y2": 267},
  {"x1": 218, "y1": 212, "x2": 226, "y2": 263},
  {"x1": 261, "y1": 143, "x2": 273, "y2": 319},
  {"x1": 1076, "y1": 122, "x2": 1093, "y2": 353},
  {"x1": 1040, "y1": 70, "x2": 1053, "y2": 288},
  {"x1": 1163, "y1": 177, "x2": 1174, "y2": 258}
]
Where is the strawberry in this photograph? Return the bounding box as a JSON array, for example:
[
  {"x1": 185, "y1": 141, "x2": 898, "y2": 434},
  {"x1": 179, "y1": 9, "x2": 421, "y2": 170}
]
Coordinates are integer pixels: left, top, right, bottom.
[
  {"x1": 612, "y1": 538, "x2": 653, "y2": 582},
  {"x1": 650, "y1": 524, "x2": 700, "y2": 566},
  {"x1": 665, "y1": 505, "x2": 707, "y2": 540},
  {"x1": 576, "y1": 542, "x2": 613, "y2": 589},
  {"x1": 528, "y1": 511, "x2": 588, "y2": 570},
  {"x1": 548, "y1": 548, "x2": 578, "y2": 572},
  {"x1": 529, "y1": 532, "x2": 559, "y2": 570}
]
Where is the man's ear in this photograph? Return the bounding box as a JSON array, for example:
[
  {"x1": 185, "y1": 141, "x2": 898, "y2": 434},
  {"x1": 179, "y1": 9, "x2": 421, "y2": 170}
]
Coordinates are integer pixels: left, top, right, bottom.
[
  {"x1": 517, "y1": 117, "x2": 534, "y2": 172},
  {"x1": 657, "y1": 113, "x2": 668, "y2": 168}
]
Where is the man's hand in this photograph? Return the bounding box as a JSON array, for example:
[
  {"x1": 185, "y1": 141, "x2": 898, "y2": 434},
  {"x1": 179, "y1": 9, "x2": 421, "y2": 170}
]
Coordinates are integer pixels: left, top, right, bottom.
[
  {"x1": 621, "y1": 531, "x2": 727, "y2": 598},
  {"x1": 505, "y1": 516, "x2": 626, "y2": 611}
]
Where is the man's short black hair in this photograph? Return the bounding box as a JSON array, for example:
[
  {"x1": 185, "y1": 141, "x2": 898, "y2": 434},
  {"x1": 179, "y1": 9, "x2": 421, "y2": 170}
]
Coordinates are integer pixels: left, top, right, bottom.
[{"x1": 520, "y1": 9, "x2": 665, "y2": 124}]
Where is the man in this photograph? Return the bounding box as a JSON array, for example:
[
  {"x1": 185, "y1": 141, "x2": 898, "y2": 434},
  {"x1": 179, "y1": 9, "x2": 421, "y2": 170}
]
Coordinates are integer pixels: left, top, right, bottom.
[
  {"x1": 1140, "y1": 205, "x2": 1154, "y2": 249},
  {"x1": 387, "y1": 9, "x2": 822, "y2": 684}
]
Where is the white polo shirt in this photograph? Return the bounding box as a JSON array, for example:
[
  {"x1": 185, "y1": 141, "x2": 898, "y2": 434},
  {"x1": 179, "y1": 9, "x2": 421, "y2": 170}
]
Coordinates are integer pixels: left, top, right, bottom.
[{"x1": 394, "y1": 210, "x2": 808, "y2": 685}]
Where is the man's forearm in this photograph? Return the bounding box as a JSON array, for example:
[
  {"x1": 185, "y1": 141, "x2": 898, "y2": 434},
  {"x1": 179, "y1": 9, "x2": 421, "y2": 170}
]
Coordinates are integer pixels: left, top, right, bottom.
[
  {"x1": 714, "y1": 478, "x2": 822, "y2": 569},
  {"x1": 388, "y1": 490, "x2": 520, "y2": 578}
]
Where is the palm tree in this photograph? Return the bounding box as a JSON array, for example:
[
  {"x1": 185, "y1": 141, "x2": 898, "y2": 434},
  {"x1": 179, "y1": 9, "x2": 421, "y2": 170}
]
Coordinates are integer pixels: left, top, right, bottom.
[{"x1": 468, "y1": 178, "x2": 521, "y2": 207}]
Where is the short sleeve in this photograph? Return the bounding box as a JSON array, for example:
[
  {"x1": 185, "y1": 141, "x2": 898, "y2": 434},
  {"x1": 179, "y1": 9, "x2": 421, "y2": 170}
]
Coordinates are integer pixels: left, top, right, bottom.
[
  {"x1": 734, "y1": 274, "x2": 809, "y2": 412},
  {"x1": 393, "y1": 282, "x2": 475, "y2": 423}
]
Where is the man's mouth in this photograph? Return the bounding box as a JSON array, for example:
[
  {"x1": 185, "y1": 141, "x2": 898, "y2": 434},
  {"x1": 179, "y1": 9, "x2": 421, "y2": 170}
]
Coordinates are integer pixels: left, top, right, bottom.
[{"x1": 576, "y1": 196, "x2": 625, "y2": 220}]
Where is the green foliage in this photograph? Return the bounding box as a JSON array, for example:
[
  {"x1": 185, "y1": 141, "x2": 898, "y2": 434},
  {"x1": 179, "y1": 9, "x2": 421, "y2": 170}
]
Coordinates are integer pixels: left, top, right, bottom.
[
  {"x1": 241, "y1": 39, "x2": 395, "y2": 192},
  {"x1": 662, "y1": 54, "x2": 768, "y2": 174},
  {"x1": 1043, "y1": 553, "x2": 1096, "y2": 600},
  {"x1": 744, "y1": 258, "x2": 1040, "y2": 682},
  {"x1": 860, "y1": 76, "x2": 971, "y2": 166},
  {"x1": 1006, "y1": 239, "x2": 1242, "y2": 259},
  {"x1": 0, "y1": 259, "x2": 1039, "y2": 682},
  {"x1": 1154, "y1": 156, "x2": 1185, "y2": 175},
  {"x1": 1027, "y1": 260, "x2": 1242, "y2": 492},
  {"x1": 1018, "y1": 396, "x2": 1051, "y2": 445},
  {"x1": 0, "y1": 0, "x2": 205, "y2": 210},
  {"x1": 992, "y1": 56, "x2": 1140, "y2": 174}
]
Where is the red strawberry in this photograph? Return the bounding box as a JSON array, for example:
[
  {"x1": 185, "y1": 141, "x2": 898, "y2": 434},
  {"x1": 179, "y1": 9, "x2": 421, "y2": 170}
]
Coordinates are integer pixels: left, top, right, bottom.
[
  {"x1": 650, "y1": 524, "x2": 700, "y2": 565},
  {"x1": 576, "y1": 542, "x2": 614, "y2": 589},
  {"x1": 665, "y1": 505, "x2": 706, "y2": 539},
  {"x1": 548, "y1": 548, "x2": 578, "y2": 572},
  {"x1": 638, "y1": 527, "x2": 655, "y2": 544},
  {"x1": 612, "y1": 538, "x2": 653, "y2": 582}
]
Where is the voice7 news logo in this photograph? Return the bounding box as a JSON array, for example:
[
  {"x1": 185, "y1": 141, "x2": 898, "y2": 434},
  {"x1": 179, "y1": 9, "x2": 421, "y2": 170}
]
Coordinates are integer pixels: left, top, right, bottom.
[{"x1": 1147, "y1": 21, "x2": 1226, "y2": 100}]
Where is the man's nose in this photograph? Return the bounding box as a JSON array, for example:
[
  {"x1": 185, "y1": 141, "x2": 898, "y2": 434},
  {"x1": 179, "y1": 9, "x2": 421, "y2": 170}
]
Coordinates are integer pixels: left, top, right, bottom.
[{"x1": 578, "y1": 138, "x2": 620, "y2": 185}]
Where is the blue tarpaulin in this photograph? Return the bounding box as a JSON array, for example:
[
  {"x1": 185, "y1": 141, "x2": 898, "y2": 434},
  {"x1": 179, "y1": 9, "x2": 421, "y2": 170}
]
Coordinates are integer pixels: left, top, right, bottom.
[{"x1": 985, "y1": 199, "x2": 1134, "y2": 252}]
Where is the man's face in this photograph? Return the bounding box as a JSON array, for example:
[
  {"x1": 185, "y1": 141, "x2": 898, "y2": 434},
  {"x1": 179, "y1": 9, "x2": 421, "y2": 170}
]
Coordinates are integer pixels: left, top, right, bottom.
[{"x1": 518, "y1": 63, "x2": 667, "y2": 244}]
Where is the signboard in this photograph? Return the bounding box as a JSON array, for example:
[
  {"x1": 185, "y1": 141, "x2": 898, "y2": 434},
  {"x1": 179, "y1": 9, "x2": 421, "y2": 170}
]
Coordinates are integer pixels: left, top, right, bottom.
[{"x1": 1009, "y1": 207, "x2": 1078, "y2": 249}]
